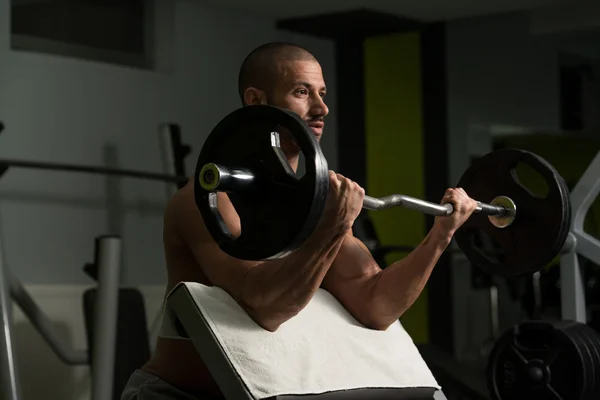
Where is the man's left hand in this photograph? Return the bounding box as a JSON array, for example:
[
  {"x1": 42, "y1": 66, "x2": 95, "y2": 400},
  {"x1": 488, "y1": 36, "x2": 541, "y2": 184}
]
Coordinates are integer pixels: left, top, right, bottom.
[{"x1": 433, "y1": 188, "x2": 478, "y2": 238}]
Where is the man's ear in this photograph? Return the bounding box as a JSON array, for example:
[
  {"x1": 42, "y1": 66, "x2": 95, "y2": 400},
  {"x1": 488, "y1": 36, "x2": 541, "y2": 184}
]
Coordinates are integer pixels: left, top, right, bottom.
[{"x1": 243, "y1": 87, "x2": 267, "y2": 105}]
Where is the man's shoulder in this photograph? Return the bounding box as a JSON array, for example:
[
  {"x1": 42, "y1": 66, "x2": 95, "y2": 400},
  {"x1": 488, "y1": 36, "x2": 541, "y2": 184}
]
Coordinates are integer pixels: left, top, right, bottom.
[
  {"x1": 163, "y1": 183, "x2": 201, "y2": 240},
  {"x1": 165, "y1": 182, "x2": 194, "y2": 218},
  {"x1": 163, "y1": 183, "x2": 241, "y2": 247}
]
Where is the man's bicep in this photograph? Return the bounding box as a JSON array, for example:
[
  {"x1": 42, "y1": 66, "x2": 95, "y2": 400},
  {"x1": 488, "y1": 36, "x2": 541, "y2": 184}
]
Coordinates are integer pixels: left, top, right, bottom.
[
  {"x1": 321, "y1": 234, "x2": 381, "y2": 322},
  {"x1": 191, "y1": 239, "x2": 259, "y2": 301},
  {"x1": 173, "y1": 191, "x2": 259, "y2": 302},
  {"x1": 324, "y1": 234, "x2": 381, "y2": 285}
]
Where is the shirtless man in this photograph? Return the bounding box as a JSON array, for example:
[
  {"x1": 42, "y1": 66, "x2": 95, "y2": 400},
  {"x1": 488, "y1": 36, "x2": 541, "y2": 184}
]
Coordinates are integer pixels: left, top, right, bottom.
[{"x1": 121, "y1": 42, "x2": 478, "y2": 400}]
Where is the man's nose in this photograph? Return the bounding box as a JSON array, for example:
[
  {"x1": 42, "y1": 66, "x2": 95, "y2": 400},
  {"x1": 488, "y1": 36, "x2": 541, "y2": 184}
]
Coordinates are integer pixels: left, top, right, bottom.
[{"x1": 311, "y1": 96, "x2": 329, "y2": 117}]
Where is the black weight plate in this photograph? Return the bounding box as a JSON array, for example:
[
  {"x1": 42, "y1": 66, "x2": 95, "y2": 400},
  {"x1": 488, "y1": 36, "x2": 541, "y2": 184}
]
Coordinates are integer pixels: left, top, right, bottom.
[
  {"x1": 194, "y1": 105, "x2": 329, "y2": 260},
  {"x1": 571, "y1": 323, "x2": 600, "y2": 398},
  {"x1": 585, "y1": 326, "x2": 600, "y2": 399},
  {"x1": 487, "y1": 320, "x2": 587, "y2": 400},
  {"x1": 455, "y1": 148, "x2": 571, "y2": 278},
  {"x1": 563, "y1": 322, "x2": 595, "y2": 399},
  {"x1": 535, "y1": 173, "x2": 572, "y2": 277}
]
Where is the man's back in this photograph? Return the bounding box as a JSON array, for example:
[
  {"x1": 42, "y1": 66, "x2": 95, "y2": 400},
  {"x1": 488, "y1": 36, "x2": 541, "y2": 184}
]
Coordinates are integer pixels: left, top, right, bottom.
[{"x1": 142, "y1": 180, "x2": 231, "y2": 398}]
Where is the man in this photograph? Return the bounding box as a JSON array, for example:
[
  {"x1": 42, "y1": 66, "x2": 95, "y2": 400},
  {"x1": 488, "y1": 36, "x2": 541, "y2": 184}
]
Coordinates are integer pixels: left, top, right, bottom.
[{"x1": 121, "y1": 42, "x2": 477, "y2": 399}]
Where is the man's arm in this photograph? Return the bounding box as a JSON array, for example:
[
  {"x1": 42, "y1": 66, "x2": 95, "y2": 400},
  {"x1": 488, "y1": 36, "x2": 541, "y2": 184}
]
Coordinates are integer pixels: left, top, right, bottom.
[
  {"x1": 322, "y1": 188, "x2": 476, "y2": 330},
  {"x1": 322, "y1": 227, "x2": 451, "y2": 330},
  {"x1": 240, "y1": 223, "x2": 347, "y2": 331},
  {"x1": 172, "y1": 175, "x2": 359, "y2": 332}
]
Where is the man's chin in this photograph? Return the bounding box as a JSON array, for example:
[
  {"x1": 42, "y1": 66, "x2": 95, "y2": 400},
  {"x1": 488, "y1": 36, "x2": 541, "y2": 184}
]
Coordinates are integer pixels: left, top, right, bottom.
[{"x1": 310, "y1": 128, "x2": 323, "y2": 139}]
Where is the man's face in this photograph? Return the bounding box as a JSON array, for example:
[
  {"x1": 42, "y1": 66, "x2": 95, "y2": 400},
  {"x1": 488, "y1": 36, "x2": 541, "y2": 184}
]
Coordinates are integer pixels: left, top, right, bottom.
[{"x1": 267, "y1": 60, "x2": 329, "y2": 142}]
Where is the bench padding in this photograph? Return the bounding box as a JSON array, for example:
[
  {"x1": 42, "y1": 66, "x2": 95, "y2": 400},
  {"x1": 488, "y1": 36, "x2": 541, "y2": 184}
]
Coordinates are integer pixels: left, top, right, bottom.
[{"x1": 163, "y1": 283, "x2": 441, "y2": 400}]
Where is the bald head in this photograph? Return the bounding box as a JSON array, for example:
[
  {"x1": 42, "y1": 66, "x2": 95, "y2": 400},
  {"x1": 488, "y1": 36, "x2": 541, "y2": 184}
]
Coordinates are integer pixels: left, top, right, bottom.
[{"x1": 238, "y1": 42, "x2": 318, "y2": 105}]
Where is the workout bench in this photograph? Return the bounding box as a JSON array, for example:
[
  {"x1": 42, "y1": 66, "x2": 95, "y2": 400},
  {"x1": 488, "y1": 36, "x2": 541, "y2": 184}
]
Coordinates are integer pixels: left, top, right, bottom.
[{"x1": 163, "y1": 282, "x2": 449, "y2": 400}]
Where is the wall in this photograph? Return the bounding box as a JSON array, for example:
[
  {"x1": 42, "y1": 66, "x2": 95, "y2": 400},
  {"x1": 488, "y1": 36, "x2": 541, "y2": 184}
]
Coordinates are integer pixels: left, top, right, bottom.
[
  {"x1": 444, "y1": 10, "x2": 563, "y2": 362},
  {"x1": 0, "y1": 0, "x2": 338, "y2": 287},
  {"x1": 445, "y1": 10, "x2": 560, "y2": 185},
  {"x1": 364, "y1": 33, "x2": 429, "y2": 343},
  {"x1": 0, "y1": 0, "x2": 337, "y2": 398}
]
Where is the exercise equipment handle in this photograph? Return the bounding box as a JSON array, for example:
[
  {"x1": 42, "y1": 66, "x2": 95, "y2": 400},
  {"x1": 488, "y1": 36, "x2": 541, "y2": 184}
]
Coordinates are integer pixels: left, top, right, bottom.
[
  {"x1": 362, "y1": 195, "x2": 452, "y2": 215},
  {"x1": 363, "y1": 195, "x2": 505, "y2": 217}
]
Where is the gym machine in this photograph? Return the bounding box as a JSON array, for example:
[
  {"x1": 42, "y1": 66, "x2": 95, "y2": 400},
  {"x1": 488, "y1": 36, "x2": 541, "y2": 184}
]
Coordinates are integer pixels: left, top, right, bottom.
[
  {"x1": 0, "y1": 123, "x2": 190, "y2": 400},
  {"x1": 560, "y1": 147, "x2": 600, "y2": 323},
  {"x1": 482, "y1": 148, "x2": 600, "y2": 400},
  {"x1": 453, "y1": 125, "x2": 600, "y2": 400}
]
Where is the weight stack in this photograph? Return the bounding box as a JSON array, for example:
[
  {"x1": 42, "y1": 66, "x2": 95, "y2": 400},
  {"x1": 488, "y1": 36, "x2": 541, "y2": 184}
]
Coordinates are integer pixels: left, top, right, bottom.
[{"x1": 487, "y1": 319, "x2": 600, "y2": 400}]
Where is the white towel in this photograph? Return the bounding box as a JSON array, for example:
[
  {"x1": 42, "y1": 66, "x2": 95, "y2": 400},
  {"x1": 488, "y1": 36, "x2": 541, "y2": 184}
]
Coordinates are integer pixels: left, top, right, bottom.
[{"x1": 162, "y1": 282, "x2": 440, "y2": 399}]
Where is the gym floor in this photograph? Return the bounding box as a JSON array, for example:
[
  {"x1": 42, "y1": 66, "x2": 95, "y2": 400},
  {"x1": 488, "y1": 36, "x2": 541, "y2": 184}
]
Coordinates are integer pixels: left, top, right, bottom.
[{"x1": 2, "y1": 1, "x2": 600, "y2": 400}]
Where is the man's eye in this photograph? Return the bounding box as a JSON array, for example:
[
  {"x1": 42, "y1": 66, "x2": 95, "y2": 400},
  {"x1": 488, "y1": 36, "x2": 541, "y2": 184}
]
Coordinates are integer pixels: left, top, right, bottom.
[{"x1": 296, "y1": 89, "x2": 307, "y2": 95}]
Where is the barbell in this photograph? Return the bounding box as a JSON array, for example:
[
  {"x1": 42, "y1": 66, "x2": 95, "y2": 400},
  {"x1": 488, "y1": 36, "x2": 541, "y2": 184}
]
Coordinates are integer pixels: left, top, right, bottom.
[
  {"x1": 199, "y1": 163, "x2": 515, "y2": 220},
  {"x1": 193, "y1": 105, "x2": 572, "y2": 278}
]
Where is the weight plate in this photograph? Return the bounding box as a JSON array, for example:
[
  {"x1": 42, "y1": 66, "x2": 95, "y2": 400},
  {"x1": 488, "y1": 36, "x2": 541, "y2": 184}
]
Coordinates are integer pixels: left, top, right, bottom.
[
  {"x1": 454, "y1": 148, "x2": 572, "y2": 278},
  {"x1": 545, "y1": 174, "x2": 572, "y2": 274},
  {"x1": 487, "y1": 320, "x2": 587, "y2": 400},
  {"x1": 562, "y1": 322, "x2": 595, "y2": 399},
  {"x1": 571, "y1": 323, "x2": 600, "y2": 398},
  {"x1": 586, "y1": 326, "x2": 600, "y2": 398},
  {"x1": 194, "y1": 105, "x2": 329, "y2": 260}
]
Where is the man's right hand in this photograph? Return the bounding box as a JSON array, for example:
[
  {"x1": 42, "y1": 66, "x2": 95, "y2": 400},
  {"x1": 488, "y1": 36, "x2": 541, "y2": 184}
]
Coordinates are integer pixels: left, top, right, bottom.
[{"x1": 319, "y1": 171, "x2": 365, "y2": 233}]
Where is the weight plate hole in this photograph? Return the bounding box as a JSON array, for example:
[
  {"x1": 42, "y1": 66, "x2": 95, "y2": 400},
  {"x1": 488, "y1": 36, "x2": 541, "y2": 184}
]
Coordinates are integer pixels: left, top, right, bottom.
[
  {"x1": 510, "y1": 162, "x2": 550, "y2": 199},
  {"x1": 208, "y1": 192, "x2": 238, "y2": 240},
  {"x1": 296, "y1": 152, "x2": 307, "y2": 180},
  {"x1": 271, "y1": 130, "x2": 306, "y2": 180}
]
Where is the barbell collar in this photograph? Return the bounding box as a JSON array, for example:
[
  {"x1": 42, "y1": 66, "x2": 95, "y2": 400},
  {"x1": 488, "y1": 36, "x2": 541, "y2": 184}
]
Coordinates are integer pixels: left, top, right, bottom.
[
  {"x1": 477, "y1": 201, "x2": 508, "y2": 217},
  {"x1": 486, "y1": 196, "x2": 517, "y2": 228},
  {"x1": 199, "y1": 163, "x2": 254, "y2": 193}
]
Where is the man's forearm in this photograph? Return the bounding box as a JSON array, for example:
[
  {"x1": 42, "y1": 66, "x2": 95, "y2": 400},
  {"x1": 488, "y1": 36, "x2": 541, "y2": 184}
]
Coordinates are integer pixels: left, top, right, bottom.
[
  {"x1": 367, "y1": 226, "x2": 452, "y2": 329},
  {"x1": 241, "y1": 224, "x2": 347, "y2": 330}
]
